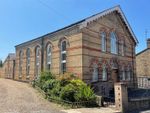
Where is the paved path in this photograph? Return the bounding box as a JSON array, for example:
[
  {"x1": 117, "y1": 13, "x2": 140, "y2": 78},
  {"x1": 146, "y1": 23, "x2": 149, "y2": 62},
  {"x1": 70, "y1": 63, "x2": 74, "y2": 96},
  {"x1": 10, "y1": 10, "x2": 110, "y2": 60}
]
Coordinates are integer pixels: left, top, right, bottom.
[{"x1": 0, "y1": 78, "x2": 65, "y2": 113}]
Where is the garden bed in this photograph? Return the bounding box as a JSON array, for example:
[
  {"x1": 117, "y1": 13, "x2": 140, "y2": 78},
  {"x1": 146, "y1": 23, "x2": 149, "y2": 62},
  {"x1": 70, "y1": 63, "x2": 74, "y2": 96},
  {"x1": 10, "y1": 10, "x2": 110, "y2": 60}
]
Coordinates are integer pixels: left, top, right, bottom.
[
  {"x1": 34, "y1": 85, "x2": 99, "y2": 108},
  {"x1": 32, "y1": 71, "x2": 101, "y2": 108}
]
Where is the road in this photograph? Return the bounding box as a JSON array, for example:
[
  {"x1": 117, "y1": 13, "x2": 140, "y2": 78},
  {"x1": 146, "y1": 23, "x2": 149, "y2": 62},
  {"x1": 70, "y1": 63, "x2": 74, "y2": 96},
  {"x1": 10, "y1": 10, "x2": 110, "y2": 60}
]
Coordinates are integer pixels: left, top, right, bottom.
[{"x1": 0, "y1": 78, "x2": 65, "y2": 113}]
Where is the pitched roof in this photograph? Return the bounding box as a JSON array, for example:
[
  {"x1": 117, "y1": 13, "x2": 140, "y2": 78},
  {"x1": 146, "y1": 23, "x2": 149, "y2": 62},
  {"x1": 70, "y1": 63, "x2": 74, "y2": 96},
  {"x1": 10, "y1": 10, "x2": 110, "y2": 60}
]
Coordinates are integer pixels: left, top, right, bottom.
[
  {"x1": 136, "y1": 48, "x2": 150, "y2": 56},
  {"x1": 79, "y1": 5, "x2": 138, "y2": 44},
  {"x1": 15, "y1": 5, "x2": 138, "y2": 47}
]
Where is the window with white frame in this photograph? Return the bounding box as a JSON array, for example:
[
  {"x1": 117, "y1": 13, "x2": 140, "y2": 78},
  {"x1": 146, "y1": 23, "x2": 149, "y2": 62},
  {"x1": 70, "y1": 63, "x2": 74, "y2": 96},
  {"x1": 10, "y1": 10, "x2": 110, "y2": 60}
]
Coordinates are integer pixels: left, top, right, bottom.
[
  {"x1": 46, "y1": 44, "x2": 52, "y2": 70},
  {"x1": 101, "y1": 32, "x2": 106, "y2": 52},
  {"x1": 19, "y1": 51, "x2": 23, "y2": 77},
  {"x1": 61, "y1": 40, "x2": 66, "y2": 73},
  {"x1": 26, "y1": 48, "x2": 30, "y2": 77},
  {"x1": 110, "y1": 32, "x2": 117, "y2": 54},
  {"x1": 92, "y1": 63, "x2": 98, "y2": 82},
  {"x1": 35, "y1": 46, "x2": 40, "y2": 78},
  {"x1": 121, "y1": 66, "x2": 126, "y2": 81},
  {"x1": 102, "y1": 64, "x2": 107, "y2": 81}
]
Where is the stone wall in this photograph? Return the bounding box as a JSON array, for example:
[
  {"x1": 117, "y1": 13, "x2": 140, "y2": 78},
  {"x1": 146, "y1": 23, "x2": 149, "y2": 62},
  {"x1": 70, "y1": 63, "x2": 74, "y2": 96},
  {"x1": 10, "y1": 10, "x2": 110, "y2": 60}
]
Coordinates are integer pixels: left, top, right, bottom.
[
  {"x1": 115, "y1": 83, "x2": 150, "y2": 113},
  {"x1": 136, "y1": 49, "x2": 150, "y2": 77},
  {"x1": 82, "y1": 12, "x2": 136, "y2": 96},
  {"x1": 15, "y1": 27, "x2": 83, "y2": 82},
  {"x1": 2, "y1": 54, "x2": 15, "y2": 79}
]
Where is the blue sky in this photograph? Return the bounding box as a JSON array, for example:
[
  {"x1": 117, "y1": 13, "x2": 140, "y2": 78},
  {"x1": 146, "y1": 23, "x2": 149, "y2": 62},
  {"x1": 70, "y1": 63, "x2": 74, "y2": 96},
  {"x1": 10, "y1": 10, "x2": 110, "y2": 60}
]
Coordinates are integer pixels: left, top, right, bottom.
[{"x1": 0, "y1": 0, "x2": 150, "y2": 61}]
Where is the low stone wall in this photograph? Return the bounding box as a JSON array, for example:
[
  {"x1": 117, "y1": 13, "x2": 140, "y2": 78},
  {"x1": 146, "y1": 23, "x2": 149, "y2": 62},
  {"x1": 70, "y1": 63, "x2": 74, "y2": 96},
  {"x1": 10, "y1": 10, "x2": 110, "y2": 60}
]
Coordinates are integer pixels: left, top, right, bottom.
[
  {"x1": 128, "y1": 98, "x2": 150, "y2": 111},
  {"x1": 114, "y1": 83, "x2": 150, "y2": 113}
]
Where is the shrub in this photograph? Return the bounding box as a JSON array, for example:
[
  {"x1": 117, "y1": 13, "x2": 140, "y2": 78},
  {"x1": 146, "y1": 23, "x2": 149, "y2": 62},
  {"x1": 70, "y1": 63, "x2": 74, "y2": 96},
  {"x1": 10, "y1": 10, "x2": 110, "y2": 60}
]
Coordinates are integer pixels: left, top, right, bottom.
[
  {"x1": 47, "y1": 81, "x2": 61, "y2": 98},
  {"x1": 60, "y1": 83, "x2": 77, "y2": 102},
  {"x1": 75, "y1": 85, "x2": 96, "y2": 102},
  {"x1": 57, "y1": 72, "x2": 77, "y2": 86},
  {"x1": 40, "y1": 71, "x2": 55, "y2": 82},
  {"x1": 71, "y1": 79, "x2": 86, "y2": 87},
  {"x1": 42, "y1": 79, "x2": 59, "y2": 92}
]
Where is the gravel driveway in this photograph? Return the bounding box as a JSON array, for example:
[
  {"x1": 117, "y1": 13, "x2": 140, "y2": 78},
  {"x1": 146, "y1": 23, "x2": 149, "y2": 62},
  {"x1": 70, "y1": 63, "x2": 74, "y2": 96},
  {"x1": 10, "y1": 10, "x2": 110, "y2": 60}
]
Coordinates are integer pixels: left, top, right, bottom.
[{"x1": 0, "y1": 78, "x2": 65, "y2": 113}]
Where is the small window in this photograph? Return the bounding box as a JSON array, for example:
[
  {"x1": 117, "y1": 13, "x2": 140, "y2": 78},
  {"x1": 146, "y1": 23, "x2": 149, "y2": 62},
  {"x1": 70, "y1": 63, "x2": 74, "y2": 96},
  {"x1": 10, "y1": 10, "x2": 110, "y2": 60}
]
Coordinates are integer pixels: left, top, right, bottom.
[
  {"x1": 102, "y1": 65, "x2": 107, "y2": 81},
  {"x1": 92, "y1": 63, "x2": 98, "y2": 82},
  {"x1": 110, "y1": 32, "x2": 117, "y2": 54},
  {"x1": 101, "y1": 32, "x2": 106, "y2": 52},
  {"x1": 61, "y1": 40, "x2": 67, "y2": 73}
]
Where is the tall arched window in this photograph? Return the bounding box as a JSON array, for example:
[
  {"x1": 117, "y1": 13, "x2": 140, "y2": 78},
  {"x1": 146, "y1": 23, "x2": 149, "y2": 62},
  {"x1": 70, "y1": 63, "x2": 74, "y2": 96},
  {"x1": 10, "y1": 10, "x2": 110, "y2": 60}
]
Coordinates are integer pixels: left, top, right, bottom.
[
  {"x1": 110, "y1": 32, "x2": 117, "y2": 54},
  {"x1": 46, "y1": 44, "x2": 52, "y2": 70},
  {"x1": 26, "y1": 48, "x2": 30, "y2": 77},
  {"x1": 19, "y1": 50, "x2": 23, "y2": 77},
  {"x1": 101, "y1": 32, "x2": 106, "y2": 52},
  {"x1": 35, "y1": 46, "x2": 40, "y2": 78},
  {"x1": 61, "y1": 40, "x2": 66, "y2": 73},
  {"x1": 92, "y1": 63, "x2": 98, "y2": 82},
  {"x1": 120, "y1": 66, "x2": 125, "y2": 81},
  {"x1": 102, "y1": 64, "x2": 107, "y2": 81}
]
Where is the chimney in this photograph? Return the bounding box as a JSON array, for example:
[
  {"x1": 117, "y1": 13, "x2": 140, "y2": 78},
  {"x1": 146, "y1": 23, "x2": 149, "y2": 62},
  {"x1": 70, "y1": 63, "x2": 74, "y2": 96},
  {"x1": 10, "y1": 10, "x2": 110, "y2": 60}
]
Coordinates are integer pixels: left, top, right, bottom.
[{"x1": 147, "y1": 38, "x2": 150, "y2": 49}]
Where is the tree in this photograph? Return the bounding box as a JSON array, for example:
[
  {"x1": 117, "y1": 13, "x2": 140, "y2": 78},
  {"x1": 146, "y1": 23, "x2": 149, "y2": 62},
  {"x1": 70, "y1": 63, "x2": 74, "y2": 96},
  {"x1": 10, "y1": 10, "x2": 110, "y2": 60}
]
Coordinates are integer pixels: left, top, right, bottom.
[{"x1": 0, "y1": 60, "x2": 3, "y2": 67}]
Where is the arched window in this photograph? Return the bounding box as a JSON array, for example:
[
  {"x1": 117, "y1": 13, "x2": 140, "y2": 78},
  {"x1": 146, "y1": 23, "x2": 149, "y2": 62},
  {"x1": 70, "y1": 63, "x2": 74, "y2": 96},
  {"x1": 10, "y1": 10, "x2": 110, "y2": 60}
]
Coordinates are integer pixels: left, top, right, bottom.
[
  {"x1": 19, "y1": 50, "x2": 23, "y2": 77},
  {"x1": 92, "y1": 63, "x2": 98, "y2": 82},
  {"x1": 35, "y1": 46, "x2": 40, "y2": 78},
  {"x1": 46, "y1": 44, "x2": 52, "y2": 70},
  {"x1": 26, "y1": 48, "x2": 30, "y2": 77},
  {"x1": 110, "y1": 32, "x2": 117, "y2": 54},
  {"x1": 102, "y1": 64, "x2": 107, "y2": 81},
  {"x1": 101, "y1": 32, "x2": 106, "y2": 52},
  {"x1": 61, "y1": 40, "x2": 66, "y2": 73},
  {"x1": 120, "y1": 66, "x2": 125, "y2": 81}
]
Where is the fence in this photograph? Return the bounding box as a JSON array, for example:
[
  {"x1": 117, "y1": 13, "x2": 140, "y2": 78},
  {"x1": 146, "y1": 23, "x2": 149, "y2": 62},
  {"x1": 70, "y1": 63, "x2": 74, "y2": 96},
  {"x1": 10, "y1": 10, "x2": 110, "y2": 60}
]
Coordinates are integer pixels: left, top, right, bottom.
[{"x1": 137, "y1": 76, "x2": 150, "y2": 89}]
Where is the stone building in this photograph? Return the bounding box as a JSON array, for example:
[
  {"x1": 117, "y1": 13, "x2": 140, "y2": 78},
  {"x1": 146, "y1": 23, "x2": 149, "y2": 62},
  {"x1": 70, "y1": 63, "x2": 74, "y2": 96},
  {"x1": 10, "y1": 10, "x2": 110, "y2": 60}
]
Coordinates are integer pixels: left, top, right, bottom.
[
  {"x1": 136, "y1": 39, "x2": 150, "y2": 77},
  {"x1": 1, "y1": 53, "x2": 16, "y2": 79},
  {"x1": 136, "y1": 39, "x2": 150, "y2": 88},
  {"x1": 11, "y1": 6, "x2": 138, "y2": 96}
]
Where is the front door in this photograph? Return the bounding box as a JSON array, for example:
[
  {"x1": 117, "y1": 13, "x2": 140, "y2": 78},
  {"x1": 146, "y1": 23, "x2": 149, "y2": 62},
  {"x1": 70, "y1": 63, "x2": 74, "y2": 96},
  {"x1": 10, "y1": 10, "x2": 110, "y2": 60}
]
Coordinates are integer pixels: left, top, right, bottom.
[{"x1": 111, "y1": 69, "x2": 118, "y2": 82}]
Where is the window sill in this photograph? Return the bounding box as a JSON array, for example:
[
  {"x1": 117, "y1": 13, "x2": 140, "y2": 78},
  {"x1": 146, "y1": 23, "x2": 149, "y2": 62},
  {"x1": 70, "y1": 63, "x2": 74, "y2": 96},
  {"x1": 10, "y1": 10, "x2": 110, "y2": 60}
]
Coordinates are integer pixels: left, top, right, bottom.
[{"x1": 26, "y1": 76, "x2": 30, "y2": 79}]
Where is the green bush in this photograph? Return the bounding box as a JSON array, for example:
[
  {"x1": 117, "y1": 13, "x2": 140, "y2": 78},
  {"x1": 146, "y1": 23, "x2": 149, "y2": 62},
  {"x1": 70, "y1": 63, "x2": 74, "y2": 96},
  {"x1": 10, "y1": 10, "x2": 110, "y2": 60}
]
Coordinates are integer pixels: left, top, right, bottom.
[
  {"x1": 47, "y1": 81, "x2": 61, "y2": 98},
  {"x1": 71, "y1": 79, "x2": 86, "y2": 87},
  {"x1": 60, "y1": 83, "x2": 76, "y2": 102},
  {"x1": 40, "y1": 71, "x2": 55, "y2": 82},
  {"x1": 32, "y1": 71, "x2": 96, "y2": 104},
  {"x1": 60, "y1": 79, "x2": 95, "y2": 102},
  {"x1": 57, "y1": 72, "x2": 77, "y2": 86},
  {"x1": 42, "y1": 79, "x2": 59, "y2": 92},
  {"x1": 75, "y1": 85, "x2": 96, "y2": 102}
]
